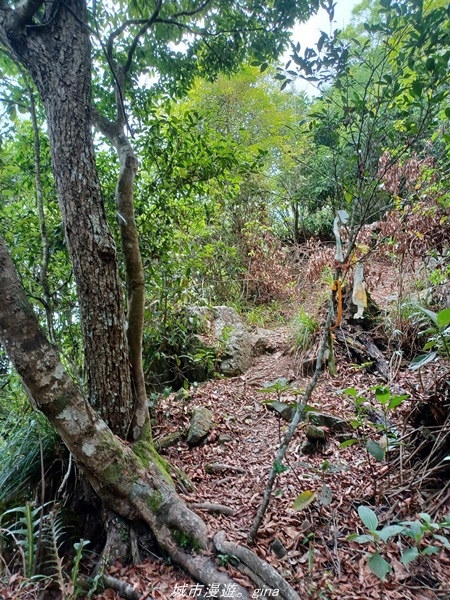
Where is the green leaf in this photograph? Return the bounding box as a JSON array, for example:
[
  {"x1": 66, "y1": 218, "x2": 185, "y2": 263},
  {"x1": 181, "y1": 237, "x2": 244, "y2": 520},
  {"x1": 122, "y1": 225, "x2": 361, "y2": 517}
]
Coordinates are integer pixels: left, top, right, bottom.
[
  {"x1": 366, "y1": 439, "x2": 385, "y2": 462},
  {"x1": 388, "y1": 394, "x2": 408, "y2": 410},
  {"x1": 445, "y1": 107, "x2": 450, "y2": 119},
  {"x1": 342, "y1": 387, "x2": 357, "y2": 397},
  {"x1": 339, "y1": 438, "x2": 358, "y2": 448},
  {"x1": 408, "y1": 352, "x2": 437, "y2": 371},
  {"x1": 411, "y1": 80, "x2": 423, "y2": 97},
  {"x1": 401, "y1": 546, "x2": 419, "y2": 564},
  {"x1": 437, "y1": 307, "x2": 450, "y2": 328},
  {"x1": 418, "y1": 512, "x2": 431, "y2": 524},
  {"x1": 293, "y1": 490, "x2": 316, "y2": 511},
  {"x1": 426, "y1": 57, "x2": 435, "y2": 71},
  {"x1": 368, "y1": 552, "x2": 392, "y2": 580},
  {"x1": 374, "y1": 386, "x2": 390, "y2": 405},
  {"x1": 347, "y1": 533, "x2": 375, "y2": 543},
  {"x1": 378, "y1": 525, "x2": 404, "y2": 542},
  {"x1": 433, "y1": 534, "x2": 450, "y2": 549},
  {"x1": 273, "y1": 460, "x2": 289, "y2": 474},
  {"x1": 422, "y1": 545, "x2": 440, "y2": 555},
  {"x1": 358, "y1": 506, "x2": 378, "y2": 531},
  {"x1": 415, "y1": 306, "x2": 438, "y2": 326},
  {"x1": 260, "y1": 63, "x2": 269, "y2": 73}
]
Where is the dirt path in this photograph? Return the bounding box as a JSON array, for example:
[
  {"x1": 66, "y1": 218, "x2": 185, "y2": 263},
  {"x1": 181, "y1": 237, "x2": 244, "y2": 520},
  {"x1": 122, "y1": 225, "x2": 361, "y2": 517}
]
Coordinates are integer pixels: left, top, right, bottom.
[{"x1": 97, "y1": 326, "x2": 450, "y2": 600}]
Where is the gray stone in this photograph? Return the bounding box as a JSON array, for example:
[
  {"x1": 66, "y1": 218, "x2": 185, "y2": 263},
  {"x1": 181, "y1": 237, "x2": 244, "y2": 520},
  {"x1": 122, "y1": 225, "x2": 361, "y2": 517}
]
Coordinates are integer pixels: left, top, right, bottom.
[
  {"x1": 305, "y1": 424, "x2": 326, "y2": 441},
  {"x1": 213, "y1": 306, "x2": 252, "y2": 376},
  {"x1": 268, "y1": 401, "x2": 296, "y2": 422},
  {"x1": 301, "y1": 440, "x2": 318, "y2": 455},
  {"x1": 306, "y1": 411, "x2": 351, "y2": 433},
  {"x1": 184, "y1": 305, "x2": 253, "y2": 378},
  {"x1": 186, "y1": 407, "x2": 214, "y2": 446},
  {"x1": 250, "y1": 328, "x2": 278, "y2": 356}
]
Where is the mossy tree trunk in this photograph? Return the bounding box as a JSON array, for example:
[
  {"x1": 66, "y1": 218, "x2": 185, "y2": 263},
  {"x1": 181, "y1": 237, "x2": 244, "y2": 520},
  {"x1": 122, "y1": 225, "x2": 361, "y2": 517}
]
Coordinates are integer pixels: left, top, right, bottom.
[
  {"x1": 0, "y1": 2, "x2": 301, "y2": 596},
  {"x1": 0, "y1": 235, "x2": 252, "y2": 595}
]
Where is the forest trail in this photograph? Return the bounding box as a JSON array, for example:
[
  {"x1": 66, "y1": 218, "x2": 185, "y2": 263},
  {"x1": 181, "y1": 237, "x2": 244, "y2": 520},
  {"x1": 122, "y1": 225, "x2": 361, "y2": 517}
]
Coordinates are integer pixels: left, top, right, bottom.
[{"x1": 96, "y1": 322, "x2": 450, "y2": 600}]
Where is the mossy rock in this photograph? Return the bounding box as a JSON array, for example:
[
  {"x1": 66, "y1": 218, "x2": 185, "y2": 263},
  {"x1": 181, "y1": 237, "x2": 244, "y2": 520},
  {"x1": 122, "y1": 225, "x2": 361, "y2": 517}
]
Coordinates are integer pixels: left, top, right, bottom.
[
  {"x1": 186, "y1": 407, "x2": 214, "y2": 446},
  {"x1": 305, "y1": 424, "x2": 326, "y2": 441},
  {"x1": 306, "y1": 411, "x2": 351, "y2": 433}
]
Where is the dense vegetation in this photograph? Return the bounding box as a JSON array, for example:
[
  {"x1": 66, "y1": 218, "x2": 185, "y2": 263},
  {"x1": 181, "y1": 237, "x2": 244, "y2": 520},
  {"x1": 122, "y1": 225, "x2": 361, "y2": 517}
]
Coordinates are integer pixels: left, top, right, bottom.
[{"x1": 0, "y1": 0, "x2": 449, "y2": 597}]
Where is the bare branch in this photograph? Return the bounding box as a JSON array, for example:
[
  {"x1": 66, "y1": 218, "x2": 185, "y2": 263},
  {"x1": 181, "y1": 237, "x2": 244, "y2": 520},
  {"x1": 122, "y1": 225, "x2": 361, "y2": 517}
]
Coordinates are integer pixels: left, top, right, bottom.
[
  {"x1": 106, "y1": 19, "x2": 148, "y2": 61},
  {"x1": 171, "y1": 0, "x2": 213, "y2": 19},
  {"x1": 123, "y1": 0, "x2": 162, "y2": 74}
]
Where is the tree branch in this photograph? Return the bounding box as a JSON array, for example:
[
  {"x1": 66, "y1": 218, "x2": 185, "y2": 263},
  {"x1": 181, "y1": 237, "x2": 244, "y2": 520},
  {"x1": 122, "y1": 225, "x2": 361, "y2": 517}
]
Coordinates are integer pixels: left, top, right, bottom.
[
  {"x1": 123, "y1": 0, "x2": 162, "y2": 74},
  {"x1": 92, "y1": 107, "x2": 149, "y2": 441},
  {"x1": 15, "y1": 0, "x2": 44, "y2": 25}
]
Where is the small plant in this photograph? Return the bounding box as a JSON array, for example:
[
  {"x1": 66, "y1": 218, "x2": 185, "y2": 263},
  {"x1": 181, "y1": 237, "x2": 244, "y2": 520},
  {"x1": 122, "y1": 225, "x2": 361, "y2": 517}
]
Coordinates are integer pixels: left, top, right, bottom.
[
  {"x1": 0, "y1": 502, "x2": 90, "y2": 599},
  {"x1": 192, "y1": 347, "x2": 219, "y2": 375},
  {"x1": 348, "y1": 507, "x2": 450, "y2": 580},
  {"x1": 348, "y1": 506, "x2": 404, "y2": 580},
  {"x1": 408, "y1": 305, "x2": 450, "y2": 367},
  {"x1": 339, "y1": 386, "x2": 408, "y2": 498},
  {"x1": 290, "y1": 308, "x2": 319, "y2": 352},
  {"x1": 399, "y1": 512, "x2": 450, "y2": 563},
  {"x1": 258, "y1": 377, "x2": 298, "y2": 402},
  {"x1": 340, "y1": 385, "x2": 407, "y2": 457},
  {"x1": 292, "y1": 461, "x2": 335, "y2": 512},
  {"x1": 217, "y1": 552, "x2": 238, "y2": 567},
  {"x1": 70, "y1": 539, "x2": 90, "y2": 599}
]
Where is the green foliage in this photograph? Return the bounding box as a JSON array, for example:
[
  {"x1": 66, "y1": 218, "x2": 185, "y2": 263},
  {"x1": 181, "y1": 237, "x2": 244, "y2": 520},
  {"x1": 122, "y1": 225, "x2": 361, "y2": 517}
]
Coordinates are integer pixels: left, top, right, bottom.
[
  {"x1": 0, "y1": 407, "x2": 59, "y2": 512},
  {"x1": 340, "y1": 385, "x2": 408, "y2": 498},
  {"x1": 241, "y1": 301, "x2": 287, "y2": 328},
  {"x1": 0, "y1": 502, "x2": 90, "y2": 598},
  {"x1": 0, "y1": 503, "x2": 41, "y2": 578},
  {"x1": 290, "y1": 308, "x2": 319, "y2": 351},
  {"x1": 258, "y1": 377, "x2": 303, "y2": 403},
  {"x1": 274, "y1": 0, "x2": 450, "y2": 242},
  {"x1": 407, "y1": 305, "x2": 450, "y2": 363},
  {"x1": 348, "y1": 507, "x2": 450, "y2": 579}
]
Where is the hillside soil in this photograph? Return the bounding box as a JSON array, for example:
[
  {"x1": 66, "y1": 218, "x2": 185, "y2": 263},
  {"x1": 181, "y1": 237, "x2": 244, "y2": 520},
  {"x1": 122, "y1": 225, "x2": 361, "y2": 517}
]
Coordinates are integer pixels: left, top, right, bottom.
[{"x1": 95, "y1": 322, "x2": 450, "y2": 600}]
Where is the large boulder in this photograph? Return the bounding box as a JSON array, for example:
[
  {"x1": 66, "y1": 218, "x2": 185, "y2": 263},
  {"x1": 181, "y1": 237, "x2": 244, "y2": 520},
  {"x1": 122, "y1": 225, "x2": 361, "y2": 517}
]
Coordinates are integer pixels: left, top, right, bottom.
[
  {"x1": 185, "y1": 305, "x2": 253, "y2": 378},
  {"x1": 213, "y1": 306, "x2": 253, "y2": 376}
]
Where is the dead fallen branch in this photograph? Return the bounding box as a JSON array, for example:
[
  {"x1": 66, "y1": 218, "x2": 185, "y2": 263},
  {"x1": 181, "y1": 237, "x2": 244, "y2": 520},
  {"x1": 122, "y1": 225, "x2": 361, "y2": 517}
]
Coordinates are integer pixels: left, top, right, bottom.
[{"x1": 189, "y1": 502, "x2": 235, "y2": 516}]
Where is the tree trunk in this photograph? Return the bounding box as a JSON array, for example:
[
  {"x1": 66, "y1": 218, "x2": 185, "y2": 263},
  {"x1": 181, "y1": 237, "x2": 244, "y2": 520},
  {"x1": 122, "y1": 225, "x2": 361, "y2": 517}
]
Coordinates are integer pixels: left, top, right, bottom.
[
  {"x1": 0, "y1": 0, "x2": 134, "y2": 438},
  {"x1": 92, "y1": 109, "x2": 149, "y2": 442},
  {"x1": 0, "y1": 4, "x2": 301, "y2": 597},
  {"x1": 0, "y1": 234, "x2": 254, "y2": 596}
]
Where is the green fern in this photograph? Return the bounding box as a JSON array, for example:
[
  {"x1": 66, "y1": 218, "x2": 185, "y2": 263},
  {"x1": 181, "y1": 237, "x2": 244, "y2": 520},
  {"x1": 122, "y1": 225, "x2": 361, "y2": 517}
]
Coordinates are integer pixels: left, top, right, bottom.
[
  {"x1": 0, "y1": 502, "x2": 46, "y2": 578},
  {"x1": 0, "y1": 411, "x2": 59, "y2": 511}
]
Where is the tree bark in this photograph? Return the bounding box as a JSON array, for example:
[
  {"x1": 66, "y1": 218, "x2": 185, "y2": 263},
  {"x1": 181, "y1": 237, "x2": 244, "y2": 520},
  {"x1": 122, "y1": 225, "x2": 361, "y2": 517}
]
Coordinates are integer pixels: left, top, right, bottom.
[
  {"x1": 0, "y1": 0, "x2": 134, "y2": 438},
  {"x1": 0, "y1": 234, "x2": 253, "y2": 596},
  {"x1": 92, "y1": 109, "x2": 149, "y2": 441}
]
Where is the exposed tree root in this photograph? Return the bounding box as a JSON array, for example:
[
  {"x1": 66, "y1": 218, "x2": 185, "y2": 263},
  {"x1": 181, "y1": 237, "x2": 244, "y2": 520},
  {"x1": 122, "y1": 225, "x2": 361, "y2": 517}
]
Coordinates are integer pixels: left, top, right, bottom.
[
  {"x1": 102, "y1": 508, "x2": 131, "y2": 564},
  {"x1": 102, "y1": 574, "x2": 141, "y2": 600},
  {"x1": 214, "y1": 532, "x2": 300, "y2": 600},
  {"x1": 0, "y1": 241, "x2": 295, "y2": 599}
]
